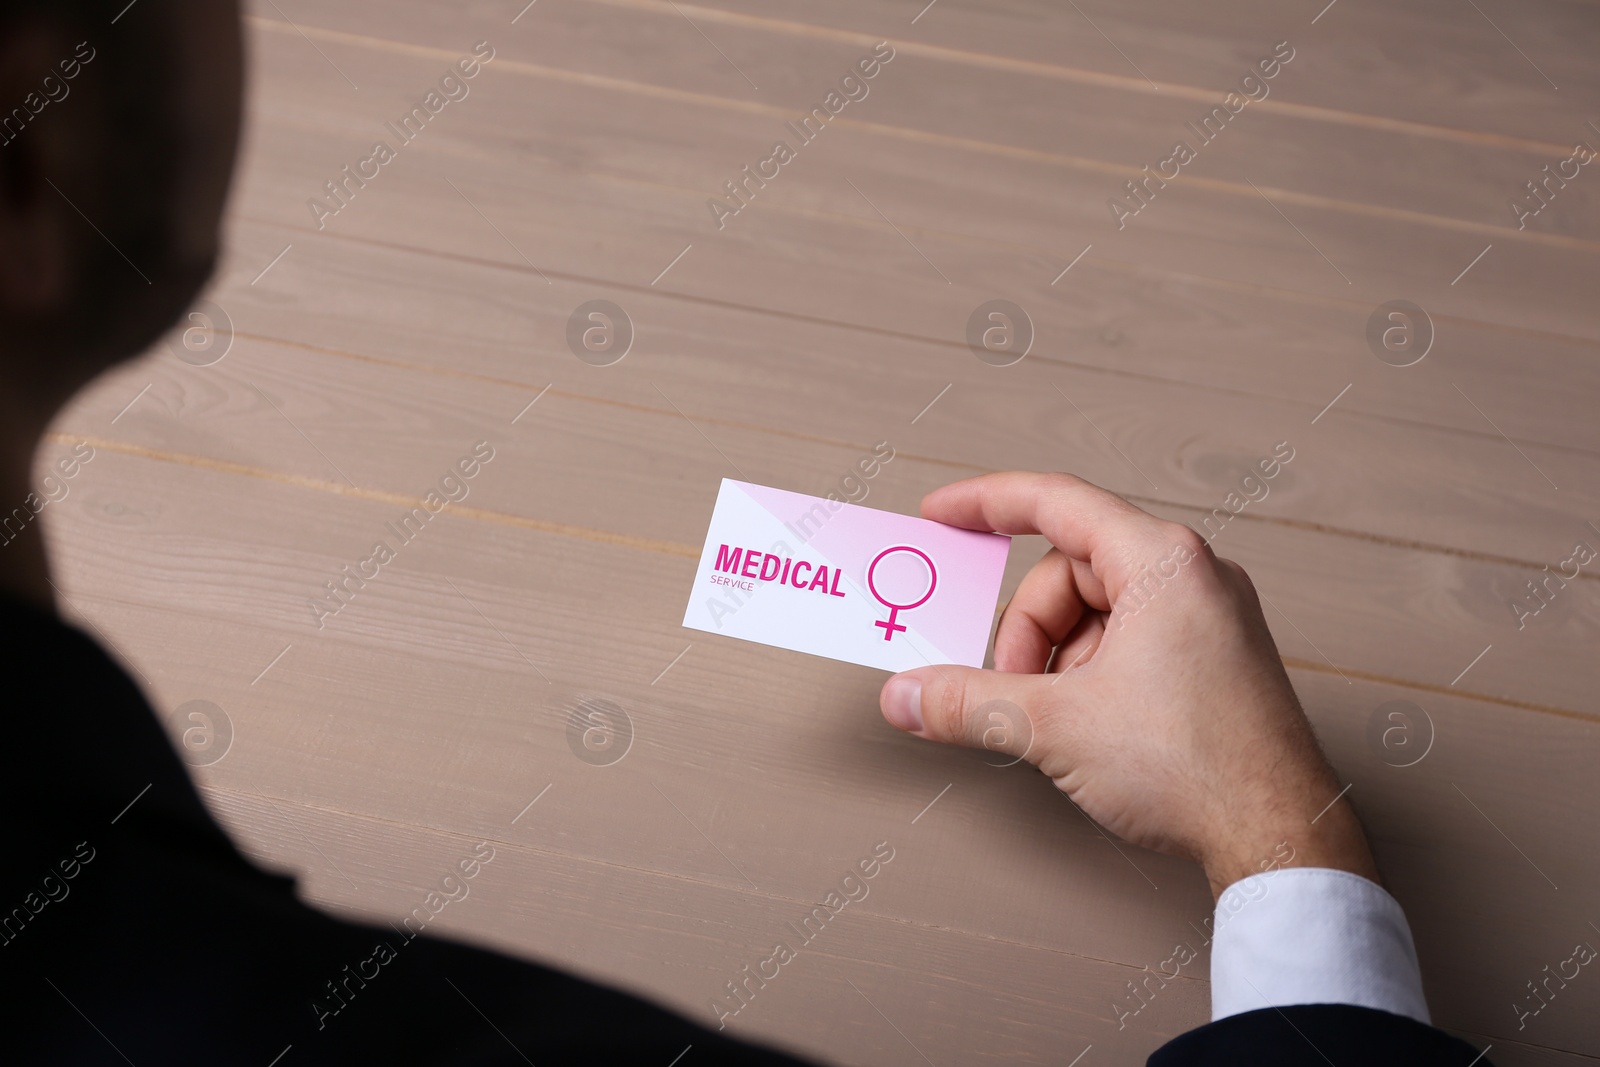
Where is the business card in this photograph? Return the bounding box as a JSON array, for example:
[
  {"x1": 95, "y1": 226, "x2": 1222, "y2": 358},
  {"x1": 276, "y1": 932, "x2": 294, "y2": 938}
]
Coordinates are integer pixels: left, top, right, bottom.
[{"x1": 683, "y1": 479, "x2": 1011, "y2": 671}]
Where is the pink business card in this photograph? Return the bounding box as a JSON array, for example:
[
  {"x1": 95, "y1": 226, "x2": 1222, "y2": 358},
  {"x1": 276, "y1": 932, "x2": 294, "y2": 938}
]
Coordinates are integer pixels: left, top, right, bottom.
[{"x1": 682, "y1": 479, "x2": 1012, "y2": 671}]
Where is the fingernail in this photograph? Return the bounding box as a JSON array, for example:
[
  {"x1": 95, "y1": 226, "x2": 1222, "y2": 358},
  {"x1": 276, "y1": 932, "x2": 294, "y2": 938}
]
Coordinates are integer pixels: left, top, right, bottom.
[{"x1": 883, "y1": 676, "x2": 924, "y2": 734}]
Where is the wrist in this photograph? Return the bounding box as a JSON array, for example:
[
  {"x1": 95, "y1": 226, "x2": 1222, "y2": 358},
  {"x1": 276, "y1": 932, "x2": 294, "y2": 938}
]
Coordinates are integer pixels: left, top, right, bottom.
[{"x1": 1200, "y1": 800, "x2": 1380, "y2": 901}]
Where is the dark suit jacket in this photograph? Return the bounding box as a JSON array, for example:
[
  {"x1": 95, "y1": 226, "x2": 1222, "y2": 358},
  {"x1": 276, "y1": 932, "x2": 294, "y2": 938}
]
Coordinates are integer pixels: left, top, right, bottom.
[{"x1": 1150, "y1": 1004, "x2": 1493, "y2": 1065}]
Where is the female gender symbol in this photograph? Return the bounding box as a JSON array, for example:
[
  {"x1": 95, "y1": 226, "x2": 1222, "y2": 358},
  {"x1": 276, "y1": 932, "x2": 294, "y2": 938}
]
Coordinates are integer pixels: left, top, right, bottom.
[{"x1": 867, "y1": 545, "x2": 938, "y2": 642}]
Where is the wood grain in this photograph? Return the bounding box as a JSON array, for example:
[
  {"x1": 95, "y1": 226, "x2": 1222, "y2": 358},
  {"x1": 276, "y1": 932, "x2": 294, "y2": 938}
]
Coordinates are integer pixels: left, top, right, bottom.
[{"x1": 35, "y1": 1, "x2": 1600, "y2": 1063}]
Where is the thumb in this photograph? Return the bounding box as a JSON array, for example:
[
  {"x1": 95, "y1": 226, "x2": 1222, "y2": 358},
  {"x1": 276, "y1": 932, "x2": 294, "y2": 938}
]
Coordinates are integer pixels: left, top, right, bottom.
[{"x1": 880, "y1": 666, "x2": 1046, "y2": 761}]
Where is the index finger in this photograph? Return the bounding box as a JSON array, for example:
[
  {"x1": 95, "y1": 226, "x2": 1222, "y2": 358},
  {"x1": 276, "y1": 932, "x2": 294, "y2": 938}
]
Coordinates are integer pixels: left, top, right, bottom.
[{"x1": 921, "y1": 471, "x2": 1190, "y2": 604}]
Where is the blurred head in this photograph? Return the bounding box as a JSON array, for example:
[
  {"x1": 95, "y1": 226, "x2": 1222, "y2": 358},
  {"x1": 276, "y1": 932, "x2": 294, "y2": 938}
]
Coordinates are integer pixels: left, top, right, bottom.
[{"x1": 0, "y1": 0, "x2": 243, "y2": 420}]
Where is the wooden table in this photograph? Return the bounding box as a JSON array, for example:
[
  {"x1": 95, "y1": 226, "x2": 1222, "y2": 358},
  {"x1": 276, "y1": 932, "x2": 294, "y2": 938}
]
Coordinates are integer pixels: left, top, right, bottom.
[{"x1": 43, "y1": 1, "x2": 1600, "y2": 1062}]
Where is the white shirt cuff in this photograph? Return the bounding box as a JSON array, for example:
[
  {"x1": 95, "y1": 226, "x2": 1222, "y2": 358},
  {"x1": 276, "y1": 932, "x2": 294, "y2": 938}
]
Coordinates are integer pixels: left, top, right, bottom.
[{"x1": 1211, "y1": 867, "x2": 1430, "y2": 1025}]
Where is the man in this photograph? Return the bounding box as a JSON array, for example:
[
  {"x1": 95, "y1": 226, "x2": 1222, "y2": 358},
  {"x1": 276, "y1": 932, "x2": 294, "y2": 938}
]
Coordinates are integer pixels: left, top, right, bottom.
[{"x1": 0, "y1": 0, "x2": 1489, "y2": 1062}]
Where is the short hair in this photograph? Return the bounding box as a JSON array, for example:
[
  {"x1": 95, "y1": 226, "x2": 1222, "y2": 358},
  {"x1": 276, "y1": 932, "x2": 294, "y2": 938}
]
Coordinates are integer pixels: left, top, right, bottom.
[{"x1": 1, "y1": 0, "x2": 202, "y2": 380}]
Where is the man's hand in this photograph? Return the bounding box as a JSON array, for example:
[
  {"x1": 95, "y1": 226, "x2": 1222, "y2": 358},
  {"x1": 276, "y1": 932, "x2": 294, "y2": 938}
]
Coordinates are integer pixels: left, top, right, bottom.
[{"x1": 878, "y1": 472, "x2": 1378, "y2": 899}]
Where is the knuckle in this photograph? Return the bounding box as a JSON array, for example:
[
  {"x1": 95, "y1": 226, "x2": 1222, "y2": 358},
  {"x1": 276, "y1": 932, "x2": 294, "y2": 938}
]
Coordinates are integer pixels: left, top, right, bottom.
[
  {"x1": 1036, "y1": 471, "x2": 1089, "y2": 504},
  {"x1": 1040, "y1": 471, "x2": 1088, "y2": 490},
  {"x1": 1162, "y1": 521, "x2": 1207, "y2": 557}
]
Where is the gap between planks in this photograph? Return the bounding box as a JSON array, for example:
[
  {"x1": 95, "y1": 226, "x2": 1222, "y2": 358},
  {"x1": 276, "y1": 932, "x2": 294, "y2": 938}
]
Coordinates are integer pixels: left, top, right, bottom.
[
  {"x1": 57, "y1": 351, "x2": 1600, "y2": 579},
  {"x1": 202, "y1": 781, "x2": 1211, "y2": 977},
  {"x1": 221, "y1": 219, "x2": 1600, "y2": 467},
  {"x1": 244, "y1": 18, "x2": 1600, "y2": 256},
  {"x1": 55, "y1": 369, "x2": 1600, "y2": 584},
  {"x1": 46, "y1": 434, "x2": 1600, "y2": 727},
  {"x1": 233, "y1": 185, "x2": 1600, "y2": 360},
  {"x1": 585, "y1": 0, "x2": 1583, "y2": 158},
  {"x1": 250, "y1": 4, "x2": 1578, "y2": 158}
]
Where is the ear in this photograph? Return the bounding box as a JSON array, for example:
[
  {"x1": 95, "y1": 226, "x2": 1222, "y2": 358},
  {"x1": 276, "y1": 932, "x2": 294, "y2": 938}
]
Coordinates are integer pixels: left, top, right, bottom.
[{"x1": 0, "y1": 21, "x2": 81, "y2": 316}]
